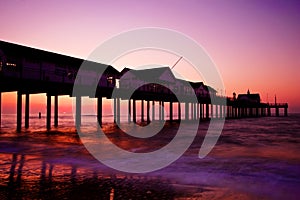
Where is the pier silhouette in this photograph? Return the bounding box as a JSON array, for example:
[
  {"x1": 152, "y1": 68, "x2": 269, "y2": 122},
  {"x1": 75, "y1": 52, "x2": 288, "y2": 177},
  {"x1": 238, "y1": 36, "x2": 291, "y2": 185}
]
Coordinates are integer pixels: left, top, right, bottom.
[{"x1": 0, "y1": 40, "x2": 288, "y2": 131}]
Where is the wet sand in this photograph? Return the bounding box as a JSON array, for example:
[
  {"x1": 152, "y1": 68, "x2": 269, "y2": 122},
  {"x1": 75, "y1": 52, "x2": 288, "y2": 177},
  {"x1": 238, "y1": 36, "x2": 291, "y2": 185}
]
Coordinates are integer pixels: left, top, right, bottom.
[{"x1": 1, "y1": 115, "x2": 300, "y2": 199}]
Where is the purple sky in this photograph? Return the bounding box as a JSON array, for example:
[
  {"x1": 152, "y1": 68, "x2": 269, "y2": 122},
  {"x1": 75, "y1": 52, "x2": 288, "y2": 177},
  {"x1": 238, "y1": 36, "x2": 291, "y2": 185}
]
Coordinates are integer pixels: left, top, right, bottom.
[{"x1": 1, "y1": 0, "x2": 300, "y2": 112}]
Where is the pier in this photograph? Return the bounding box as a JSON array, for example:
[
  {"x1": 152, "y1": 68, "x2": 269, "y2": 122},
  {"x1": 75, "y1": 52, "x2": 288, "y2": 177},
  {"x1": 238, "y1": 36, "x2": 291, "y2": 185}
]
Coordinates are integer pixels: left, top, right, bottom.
[{"x1": 0, "y1": 40, "x2": 288, "y2": 131}]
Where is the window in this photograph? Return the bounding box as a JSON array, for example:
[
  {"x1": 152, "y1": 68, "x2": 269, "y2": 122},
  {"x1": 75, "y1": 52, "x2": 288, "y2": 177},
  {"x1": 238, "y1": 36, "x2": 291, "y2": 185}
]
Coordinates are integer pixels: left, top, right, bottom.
[
  {"x1": 107, "y1": 76, "x2": 114, "y2": 85},
  {"x1": 6, "y1": 62, "x2": 17, "y2": 67}
]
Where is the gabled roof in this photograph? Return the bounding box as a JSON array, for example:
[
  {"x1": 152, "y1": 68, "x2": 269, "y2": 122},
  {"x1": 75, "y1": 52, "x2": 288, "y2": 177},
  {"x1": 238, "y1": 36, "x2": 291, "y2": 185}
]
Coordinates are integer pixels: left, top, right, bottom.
[
  {"x1": 119, "y1": 67, "x2": 177, "y2": 83},
  {"x1": 0, "y1": 40, "x2": 120, "y2": 75},
  {"x1": 189, "y1": 82, "x2": 204, "y2": 88},
  {"x1": 189, "y1": 81, "x2": 217, "y2": 93},
  {"x1": 0, "y1": 40, "x2": 83, "y2": 67}
]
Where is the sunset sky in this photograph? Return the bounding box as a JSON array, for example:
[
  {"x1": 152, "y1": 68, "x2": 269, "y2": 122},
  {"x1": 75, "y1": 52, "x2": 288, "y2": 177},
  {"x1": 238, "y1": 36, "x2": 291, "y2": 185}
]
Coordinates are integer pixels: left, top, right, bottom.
[{"x1": 0, "y1": 0, "x2": 299, "y2": 113}]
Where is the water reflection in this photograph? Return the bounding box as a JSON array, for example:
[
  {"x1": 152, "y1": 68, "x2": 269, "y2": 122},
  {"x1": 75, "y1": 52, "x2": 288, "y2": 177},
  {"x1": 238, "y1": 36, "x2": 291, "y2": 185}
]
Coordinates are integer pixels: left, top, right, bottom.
[{"x1": 1, "y1": 152, "x2": 177, "y2": 199}]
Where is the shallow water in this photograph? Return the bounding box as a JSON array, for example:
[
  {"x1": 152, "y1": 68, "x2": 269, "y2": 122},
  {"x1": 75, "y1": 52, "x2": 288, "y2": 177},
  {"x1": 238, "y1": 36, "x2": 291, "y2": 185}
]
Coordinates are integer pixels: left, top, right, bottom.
[{"x1": 0, "y1": 114, "x2": 300, "y2": 199}]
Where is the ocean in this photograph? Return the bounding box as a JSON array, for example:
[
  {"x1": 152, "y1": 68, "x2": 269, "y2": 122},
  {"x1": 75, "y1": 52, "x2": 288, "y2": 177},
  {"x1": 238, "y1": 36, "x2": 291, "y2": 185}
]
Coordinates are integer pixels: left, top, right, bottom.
[{"x1": 0, "y1": 114, "x2": 300, "y2": 199}]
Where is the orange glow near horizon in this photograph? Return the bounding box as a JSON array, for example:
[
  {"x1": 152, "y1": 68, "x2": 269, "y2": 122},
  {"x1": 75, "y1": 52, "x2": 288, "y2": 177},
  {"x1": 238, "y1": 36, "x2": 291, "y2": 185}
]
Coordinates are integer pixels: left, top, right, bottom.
[{"x1": 0, "y1": 1, "x2": 299, "y2": 113}]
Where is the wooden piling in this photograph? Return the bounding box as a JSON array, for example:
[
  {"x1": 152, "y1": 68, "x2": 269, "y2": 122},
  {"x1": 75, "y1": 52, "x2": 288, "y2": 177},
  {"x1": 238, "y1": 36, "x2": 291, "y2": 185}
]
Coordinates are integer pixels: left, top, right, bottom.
[
  {"x1": 133, "y1": 99, "x2": 136, "y2": 123},
  {"x1": 25, "y1": 94, "x2": 30, "y2": 128},
  {"x1": 46, "y1": 94, "x2": 51, "y2": 130},
  {"x1": 17, "y1": 91, "x2": 22, "y2": 132},
  {"x1": 54, "y1": 95, "x2": 58, "y2": 127},
  {"x1": 75, "y1": 96, "x2": 81, "y2": 128},
  {"x1": 97, "y1": 97, "x2": 102, "y2": 126},
  {"x1": 169, "y1": 101, "x2": 173, "y2": 122}
]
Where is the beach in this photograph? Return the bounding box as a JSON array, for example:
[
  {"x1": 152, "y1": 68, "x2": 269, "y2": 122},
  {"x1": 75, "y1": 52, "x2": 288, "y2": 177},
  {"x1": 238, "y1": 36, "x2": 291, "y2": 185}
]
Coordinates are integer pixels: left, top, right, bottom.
[{"x1": 0, "y1": 114, "x2": 300, "y2": 199}]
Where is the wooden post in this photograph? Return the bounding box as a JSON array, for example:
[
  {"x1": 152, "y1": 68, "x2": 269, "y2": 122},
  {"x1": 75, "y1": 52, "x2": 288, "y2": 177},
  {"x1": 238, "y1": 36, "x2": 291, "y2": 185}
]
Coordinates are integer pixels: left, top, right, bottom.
[
  {"x1": 0, "y1": 92, "x2": 1, "y2": 127},
  {"x1": 54, "y1": 95, "x2": 58, "y2": 127},
  {"x1": 276, "y1": 107, "x2": 279, "y2": 117},
  {"x1": 169, "y1": 101, "x2": 173, "y2": 122},
  {"x1": 159, "y1": 101, "x2": 162, "y2": 121},
  {"x1": 147, "y1": 100, "x2": 150, "y2": 123},
  {"x1": 25, "y1": 93, "x2": 30, "y2": 128},
  {"x1": 128, "y1": 99, "x2": 131, "y2": 123},
  {"x1": 178, "y1": 102, "x2": 181, "y2": 121},
  {"x1": 206, "y1": 104, "x2": 209, "y2": 119},
  {"x1": 75, "y1": 96, "x2": 81, "y2": 128},
  {"x1": 117, "y1": 98, "x2": 120, "y2": 124},
  {"x1": 133, "y1": 99, "x2": 136, "y2": 123},
  {"x1": 185, "y1": 102, "x2": 189, "y2": 120},
  {"x1": 191, "y1": 103, "x2": 194, "y2": 120},
  {"x1": 162, "y1": 101, "x2": 165, "y2": 121},
  {"x1": 97, "y1": 97, "x2": 102, "y2": 126},
  {"x1": 113, "y1": 98, "x2": 116, "y2": 123},
  {"x1": 199, "y1": 103, "x2": 202, "y2": 120},
  {"x1": 46, "y1": 94, "x2": 51, "y2": 130},
  {"x1": 17, "y1": 91, "x2": 22, "y2": 132},
  {"x1": 197, "y1": 103, "x2": 200, "y2": 120},
  {"x1": 284, "y1": 106, "x2": 288, "y2": 117},
  {"x1": 141, "y1": 100, "x2": 144, "y2": 122},
  {"x1": 132, "y1": 99, "x2": 136, "y2": 123},
  {"x1": 195, "y1": 103, "x2": 197, "y2": 119},
  {"x1": 227, "y1": 106, "x2": 230, "y2": 118},
  {"x1": 152, "y1": 101, "x2": 155, "y2": 121}
]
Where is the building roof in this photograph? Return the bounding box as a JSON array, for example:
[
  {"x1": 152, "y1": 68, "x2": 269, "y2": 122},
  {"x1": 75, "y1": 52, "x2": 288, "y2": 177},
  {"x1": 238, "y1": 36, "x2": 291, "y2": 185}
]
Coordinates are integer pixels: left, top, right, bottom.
[
  {"x1": 189, "y1": 81, "x2": 217, "y2": 93},
  {"x1": 119, "y1": 66, "x2": 177, "y2": 83},
  {"x1": 0, "y1": 40, "x2": 120, "y2": 75},
  {"x1": 237, "y1": 90, "x2": 261, "y2": 104}
]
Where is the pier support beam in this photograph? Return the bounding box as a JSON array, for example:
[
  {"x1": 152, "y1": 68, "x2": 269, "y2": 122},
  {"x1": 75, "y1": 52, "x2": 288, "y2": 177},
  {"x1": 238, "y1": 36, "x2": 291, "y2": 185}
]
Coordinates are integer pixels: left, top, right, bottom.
[
  {"x1": 195, "y1": 103, "x2": 197, "y2": 119},
  {"x1": 206, "y1": 104, "x2": 209, "y2": 119},
  {"x1": 162, "y1": 101, "x2": 165, "y2": 121},
  {"x1": 113, "y1": 98, "x2": 116, "y2": 123},
  {"x1": 117, "y1": 98, "x2": 120, "y2": 124},
  {"x1": 0, "y1": 92, "x2": 1, "y2": 127},
  {"x1": 17, "y1": 91, "x2": 22, "y2": 132},
  {"x1": 128, "y1": 99, "x2": 131, "y2": 123},
  {"x1": 46, "y1": 94, "x2": 51, "y2": 130},
  {"x1": 75, "y1": 96, "x2": 81, "y2": 128},
  {"x1": 197, "y1": 103, "x2": 200, "y2": 120},
  {"x1": 197, "y1": 103, "x2": 203, "y2": 120},
  {"x1": 159, "y1": 101, "x2": 162, "y2": 121},
  {"x1": 178, "y1": 102, "x2": 181, "y2": 121},
  {"x1": 190, "y1": 103, "x2": 193, "y2": 120},
  {"x1": 25, "y1": 94, "x2": 30, "y2": 129},
  {"x1": 147, "y1": 100, "x2": 150, "y2": 123},
  {"x1": 185, "y1": 102, "x2": 189, "y2": 120},
  {"x1": 276, "y1": 107, "x2": 279, "y2": 117},
  {"x1": 169, "y1": 101, "x2": 173, "y2": 122},
  {"x1": 133, "y1": 99, "x2": 136, "y2": 123},
  {"x1": 141, "y1": 100, "x2": 145, "y2": 122},
  {"x1": 97, "y1": 97, "x2": 102, "y2": 127},
  {"x1": 54, "y1": 95, "x2": 58, "y2": 127},
  {"x1": 152, "y1": 101, "x2": 155, "y2": 121}
]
